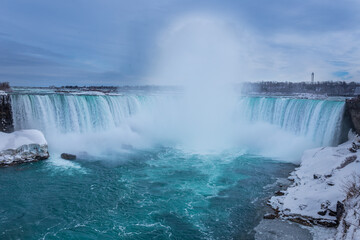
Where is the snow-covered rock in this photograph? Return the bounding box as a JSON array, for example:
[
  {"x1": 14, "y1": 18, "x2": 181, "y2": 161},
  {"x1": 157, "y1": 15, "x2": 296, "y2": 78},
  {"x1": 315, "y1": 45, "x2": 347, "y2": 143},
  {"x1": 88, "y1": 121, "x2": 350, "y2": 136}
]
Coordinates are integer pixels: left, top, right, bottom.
[
  {"x1": 269, "y1": 134, "x2": 360, "y2": 228},
  {"x1": 0, "y1": 129, "x2": 49, "y2": 166},
  {"x1": 335, "y1": 177, "x2": 360, "y2": 240}
]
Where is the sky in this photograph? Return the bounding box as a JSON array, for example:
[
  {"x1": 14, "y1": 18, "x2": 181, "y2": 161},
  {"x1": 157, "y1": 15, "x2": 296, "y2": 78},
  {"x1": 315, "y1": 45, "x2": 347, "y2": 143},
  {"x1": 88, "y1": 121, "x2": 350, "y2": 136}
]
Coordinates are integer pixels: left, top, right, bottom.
[{"x1": 0, "y1": 0, "x2": 359, "y2": 86}]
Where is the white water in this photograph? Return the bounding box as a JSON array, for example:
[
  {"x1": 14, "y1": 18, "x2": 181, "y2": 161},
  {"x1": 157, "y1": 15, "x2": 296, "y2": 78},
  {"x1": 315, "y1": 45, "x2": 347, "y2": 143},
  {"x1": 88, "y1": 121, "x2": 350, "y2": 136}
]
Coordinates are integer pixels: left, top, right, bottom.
[{"x1": 10, "y1": 93, "x2": 345, "y2": 163}]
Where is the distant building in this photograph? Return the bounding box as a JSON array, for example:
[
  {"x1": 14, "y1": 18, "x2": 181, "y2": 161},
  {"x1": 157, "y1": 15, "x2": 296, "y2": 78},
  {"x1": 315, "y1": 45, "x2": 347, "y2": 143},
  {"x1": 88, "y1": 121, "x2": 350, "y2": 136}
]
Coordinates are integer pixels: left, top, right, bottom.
[{"x1": 311, "y1": 72, "x2": 314, "y2": 83}]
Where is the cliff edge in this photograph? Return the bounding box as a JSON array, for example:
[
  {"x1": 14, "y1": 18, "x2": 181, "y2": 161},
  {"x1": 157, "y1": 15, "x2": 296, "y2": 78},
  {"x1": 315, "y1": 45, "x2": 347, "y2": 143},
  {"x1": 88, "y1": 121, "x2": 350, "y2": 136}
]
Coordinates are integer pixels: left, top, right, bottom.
[
  {"x1": 346, "y1": 96, "x2": 360, "y2": 135},
  {"x1": 0, "y1": 91, "x2": 14, "y2": 133}
]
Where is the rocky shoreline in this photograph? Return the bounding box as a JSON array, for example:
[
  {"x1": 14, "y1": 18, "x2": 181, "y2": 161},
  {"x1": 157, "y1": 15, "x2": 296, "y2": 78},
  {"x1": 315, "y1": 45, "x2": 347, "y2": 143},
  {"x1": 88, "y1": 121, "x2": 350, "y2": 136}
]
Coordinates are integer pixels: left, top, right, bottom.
[{"x1": 266, "y1": 133, "x2": 360, "y2": 239}]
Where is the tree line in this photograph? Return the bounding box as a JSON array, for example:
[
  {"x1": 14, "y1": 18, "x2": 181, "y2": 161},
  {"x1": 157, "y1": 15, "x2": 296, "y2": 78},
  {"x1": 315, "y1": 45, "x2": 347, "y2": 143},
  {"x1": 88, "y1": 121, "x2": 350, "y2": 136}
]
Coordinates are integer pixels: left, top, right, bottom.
[{"x1": 240, "y1": 81, "x2": 360, "y2": 96}]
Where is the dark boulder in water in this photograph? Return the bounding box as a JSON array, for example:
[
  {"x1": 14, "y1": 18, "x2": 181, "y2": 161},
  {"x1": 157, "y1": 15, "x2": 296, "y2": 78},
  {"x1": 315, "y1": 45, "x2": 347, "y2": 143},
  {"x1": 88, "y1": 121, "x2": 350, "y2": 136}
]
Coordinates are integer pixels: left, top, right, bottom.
[{"x1": 61, "y1": 153, "x2": 76, "y2": 160}]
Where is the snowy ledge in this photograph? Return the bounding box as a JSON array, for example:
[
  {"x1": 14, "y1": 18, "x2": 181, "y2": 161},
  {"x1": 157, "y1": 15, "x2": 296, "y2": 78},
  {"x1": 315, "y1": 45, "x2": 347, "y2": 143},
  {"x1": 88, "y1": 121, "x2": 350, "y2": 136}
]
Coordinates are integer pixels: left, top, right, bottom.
[
  {"x1": 269, "y1": 132, "x2": 360, "y2": 236},
  {"x1": 0, "y1": 129, "x2": 49, "y2": 166}
]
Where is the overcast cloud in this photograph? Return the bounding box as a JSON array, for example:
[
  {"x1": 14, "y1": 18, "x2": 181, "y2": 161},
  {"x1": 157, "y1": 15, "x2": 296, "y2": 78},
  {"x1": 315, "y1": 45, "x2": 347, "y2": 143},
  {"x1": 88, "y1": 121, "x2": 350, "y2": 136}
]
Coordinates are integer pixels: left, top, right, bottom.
[{"x1": 0, "y1": 0, "x2": 359, "y2": 86}]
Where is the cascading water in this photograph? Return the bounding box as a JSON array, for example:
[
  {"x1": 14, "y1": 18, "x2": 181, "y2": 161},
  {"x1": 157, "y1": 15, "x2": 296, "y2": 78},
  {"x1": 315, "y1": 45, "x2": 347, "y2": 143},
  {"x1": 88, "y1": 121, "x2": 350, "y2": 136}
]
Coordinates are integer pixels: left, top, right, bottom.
[
  {"x1": 11, "y1": 94, "x2": 144, "y2": 133},
  {"x1": 238, "y1": 97, "x2": 345, "y2": 146},
  {"x1": 10, "y1": 93, "x2": 346, "y2": 160}
]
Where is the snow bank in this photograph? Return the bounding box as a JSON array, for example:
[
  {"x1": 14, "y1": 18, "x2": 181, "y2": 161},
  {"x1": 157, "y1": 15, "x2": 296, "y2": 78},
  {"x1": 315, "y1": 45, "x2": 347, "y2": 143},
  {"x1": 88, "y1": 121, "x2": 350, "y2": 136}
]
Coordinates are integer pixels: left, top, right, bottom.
[
  {"x1": 0, "y1": 129, "x2": 49, "y2": 166},
  {"x1": 0, "y1": 129, "x2": 47, "y2": 151},
  {"x1": 269, "y1": 134, "x2": 360, "y2": 228}
]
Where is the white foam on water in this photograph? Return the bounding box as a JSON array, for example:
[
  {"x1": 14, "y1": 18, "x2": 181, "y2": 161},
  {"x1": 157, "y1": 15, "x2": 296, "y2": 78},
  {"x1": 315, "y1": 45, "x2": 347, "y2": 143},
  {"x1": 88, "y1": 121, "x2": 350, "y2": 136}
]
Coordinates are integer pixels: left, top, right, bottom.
[{"x1": 44, "y1": 156, "x2": 87, "y2": 175}]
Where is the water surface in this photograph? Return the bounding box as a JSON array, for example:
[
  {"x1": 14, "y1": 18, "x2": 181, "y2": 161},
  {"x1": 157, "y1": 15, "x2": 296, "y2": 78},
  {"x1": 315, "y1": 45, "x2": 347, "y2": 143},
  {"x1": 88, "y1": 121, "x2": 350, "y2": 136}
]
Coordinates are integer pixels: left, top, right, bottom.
[{"x1": 0, "y1": 148, "x2": 294, "y2": 239}]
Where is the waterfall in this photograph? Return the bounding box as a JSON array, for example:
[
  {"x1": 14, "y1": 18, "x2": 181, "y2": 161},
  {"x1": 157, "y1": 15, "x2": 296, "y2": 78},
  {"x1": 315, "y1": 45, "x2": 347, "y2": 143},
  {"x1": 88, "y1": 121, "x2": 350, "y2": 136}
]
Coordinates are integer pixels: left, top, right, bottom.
[
  {"x1": 11, "y1": 94, "x2": 145, "y2": 133},
  {"x1": 238, "y1": 97, "x2": 345, "y2": 146},
  {"x1": 11, "y1": 94, "x2": 346, "y2": 150}
]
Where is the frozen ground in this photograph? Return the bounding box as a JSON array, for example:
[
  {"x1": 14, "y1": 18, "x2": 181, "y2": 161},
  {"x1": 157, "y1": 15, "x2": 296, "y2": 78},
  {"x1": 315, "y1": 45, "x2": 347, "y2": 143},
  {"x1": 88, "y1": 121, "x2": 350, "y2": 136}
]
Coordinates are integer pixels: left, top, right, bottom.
[{"x1": 268, "y1": 132, "x2": 360, "y2": 239}]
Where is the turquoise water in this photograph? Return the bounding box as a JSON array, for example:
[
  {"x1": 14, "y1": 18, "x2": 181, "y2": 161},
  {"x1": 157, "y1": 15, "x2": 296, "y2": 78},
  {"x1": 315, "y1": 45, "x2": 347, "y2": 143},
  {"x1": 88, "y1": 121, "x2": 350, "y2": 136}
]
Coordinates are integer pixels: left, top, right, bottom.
[{"x1": 0, "y1": 148, "x2": 294, "y2": 239}]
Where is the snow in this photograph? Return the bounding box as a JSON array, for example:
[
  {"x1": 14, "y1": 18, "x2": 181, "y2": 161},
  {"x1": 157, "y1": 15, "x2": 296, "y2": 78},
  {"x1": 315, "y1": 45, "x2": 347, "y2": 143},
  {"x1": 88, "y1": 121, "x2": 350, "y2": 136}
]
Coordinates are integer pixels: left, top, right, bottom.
[
  {"x1": 0, "y1": 90, "x2": 6, "y2": 96},
  {"x1": 71, "y1": 91, "x2": 105, "y2": 95},
  {"x1": 0, "y1": 130, "x2": 49, "y2": 166},
  {"x1": 336, "y1": 195, "x2": 360, "y2": 239},
  {"x1": 294, "y1": 93, "x2": 328, "y2": 100},
  {"x1": 269, "y1": 132, "x2": 360, "y2": 238},
  {"x1": 0, "y1": 129, "x2": 47, "y2": 151}
]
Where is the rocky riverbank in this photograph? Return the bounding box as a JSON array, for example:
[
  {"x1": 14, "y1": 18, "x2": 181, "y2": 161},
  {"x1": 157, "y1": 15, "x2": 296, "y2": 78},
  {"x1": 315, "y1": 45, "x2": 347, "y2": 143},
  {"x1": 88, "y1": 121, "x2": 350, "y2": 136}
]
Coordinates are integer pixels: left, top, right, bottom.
[
  {"x1": 0, "y1": 130, "x2": 49, "y2": 166},
  {"x1": 268, "y1": 132, "x2": 360, "y2": 239}
]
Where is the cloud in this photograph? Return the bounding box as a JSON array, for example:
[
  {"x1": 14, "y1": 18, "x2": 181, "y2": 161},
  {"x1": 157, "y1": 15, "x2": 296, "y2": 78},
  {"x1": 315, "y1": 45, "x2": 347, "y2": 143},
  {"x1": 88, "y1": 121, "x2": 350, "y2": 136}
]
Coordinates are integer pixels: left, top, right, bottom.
[{"x1": 0, "y1": 0, "x2": 359, "y2": 86}]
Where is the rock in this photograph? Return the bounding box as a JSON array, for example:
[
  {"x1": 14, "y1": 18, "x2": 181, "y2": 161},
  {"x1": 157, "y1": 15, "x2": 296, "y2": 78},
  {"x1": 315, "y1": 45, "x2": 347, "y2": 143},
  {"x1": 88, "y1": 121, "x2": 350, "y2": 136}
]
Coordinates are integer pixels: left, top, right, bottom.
[
  {"x1": 315, "y1": 219, "x2": 338, "y2": 228},
  {"x1": 0, "y1": 94, "x2": 14, "y2": 133},
  {"x1": 327, "y1": 181, "x2": 335, "y2": 186},
  {"x1": 61, "y1": 153, "x2": 76, "y2": 160},
  {"x1": 321, "y1": 200, "x2": 331, "y2": 209},
  {"x1": 299, "y1": 204, "x2": 307, "y2": 210},
  {"x1": 263, "y1": 213, "x2": 277, "y2": 219},
  {"x1": 337, "y1": 155, "x2": 357, "y2": 169},
  {"x1": 288, "y1": 217, "x2": 312, "y2": 227},
  {"x1": 336, "y1": 201, "x2": 345, "y2": 223},
  {"x1": 324, "y1": 174, "x2": 332, "y2": 178},
  {"x1": 313, "y1": 174, "x2": 321, "y2": 179},
  {"x1": 349, "y1": 147, "x2": 357, "y2": 153},
  {"x1": 328, "y1": 209, "x2": 337, "y2": 217},
  {"x1": 352, "y1": 142, "x2": 359, "y2": 149},
  {"x1": 275, "y1": 190, "x2": 285, "y2": 196},
  {"x1": 317, "y1": 210, "x2": 327, "y2": 216},
  {"x1": 346, "y1": 96, "x2": 360, "y2": 135}
]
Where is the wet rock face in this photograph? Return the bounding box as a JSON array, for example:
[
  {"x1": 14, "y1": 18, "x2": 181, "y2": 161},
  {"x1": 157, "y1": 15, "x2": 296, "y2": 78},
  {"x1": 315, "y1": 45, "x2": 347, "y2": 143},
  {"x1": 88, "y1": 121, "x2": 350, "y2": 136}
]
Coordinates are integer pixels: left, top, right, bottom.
[
  {"x1": 0, "y1": 143, "x2": 49, "y2": 166},
  {"x1": 0, "y1": 95, "x2": 14, "y2": 133},
  {"x1": 346, "y1": 96, "x2": 360, "y2": 135}
]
